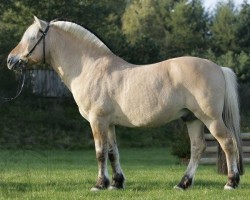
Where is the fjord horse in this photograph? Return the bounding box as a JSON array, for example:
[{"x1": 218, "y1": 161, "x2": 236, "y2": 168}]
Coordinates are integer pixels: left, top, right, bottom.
[{"x1": 7, "y1": 17, "x2": 244, "y2": 190}]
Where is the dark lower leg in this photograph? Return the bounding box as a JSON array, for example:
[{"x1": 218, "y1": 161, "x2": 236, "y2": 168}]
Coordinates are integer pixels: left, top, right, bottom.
[
  {"x1": 93, "y1": 150, "x2": 110, "y2": 189},
  {"x1": 94, "y1": 176, "x2": 110, "y2": 189},
  {"x1": 176, "y1": 175, "x2": 193, "y2": 190},
  {"x1": 108, "y1": 148, "x2": 125, "y2": 189},
  {"x1": 96, "y1": 149, "x2": 109, "y2": 186},
  {"x1": 108, "y1": 126, "x2": 125, "y2": 189},
  {"x1": 226, "y1": 172, "x2": 240, "y2": 188}
]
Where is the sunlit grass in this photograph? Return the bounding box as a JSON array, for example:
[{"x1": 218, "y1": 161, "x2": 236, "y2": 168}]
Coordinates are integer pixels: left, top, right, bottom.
[{"x1": 0, "y1": 148, "x2": 250, "y2": 199}]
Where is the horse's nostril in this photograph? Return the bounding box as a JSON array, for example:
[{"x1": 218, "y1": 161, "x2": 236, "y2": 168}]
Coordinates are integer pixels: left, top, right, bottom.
[
  {"x1": 7, "y1": 56, "x2": 18, "y2": 70},
  {"x1": 7, "y1": 57, "x2": 12, "y2": 64}
]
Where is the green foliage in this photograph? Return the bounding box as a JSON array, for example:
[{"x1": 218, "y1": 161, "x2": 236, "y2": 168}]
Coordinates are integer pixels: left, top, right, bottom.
[
  {"x1": 235, "y1": 2, "x2": 250, "y2": 53},
  {"x1": 122, "y1": 0, "x2": 208, "y2": 59},
  {"x1": 166, "y1": 0, "x2": 209, "y2": 57},
  {"x1": 0, "y1": 96, "x2": 183, "y2": 150},
  {"x1": 0, "y1": 98, "x2": 93, "y2": 150},
  {"x1": 168, "y1": 120, "x2": 190, "y2": 159},
  {"x1": 203, "y1": 50, "x2": 250, "y2": 83},
  {"x1": 122, "y1": 0, "x2": 166, "y2": 44},
  {"x1": 209, "y1": 0, "x2": 237, "y2": 54}
]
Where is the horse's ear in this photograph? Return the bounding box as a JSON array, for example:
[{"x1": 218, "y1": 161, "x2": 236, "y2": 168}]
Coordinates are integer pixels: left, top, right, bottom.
[{"x1": 34, "y1": 16, "x2": 47, "y2": 29}]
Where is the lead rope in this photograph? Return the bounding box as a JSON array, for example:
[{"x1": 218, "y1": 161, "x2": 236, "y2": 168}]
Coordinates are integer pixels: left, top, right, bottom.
[{"x1": 0, "y1": 64, "x2": 26, "y2": 103}]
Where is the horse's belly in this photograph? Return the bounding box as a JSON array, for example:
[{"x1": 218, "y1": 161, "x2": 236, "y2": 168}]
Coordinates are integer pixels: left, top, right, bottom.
[{"x1": 113, "y1": 107, "x2": 185, "y2": 128}]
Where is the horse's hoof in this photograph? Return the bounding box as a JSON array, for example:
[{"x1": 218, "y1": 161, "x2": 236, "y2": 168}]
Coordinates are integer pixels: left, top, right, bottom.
[
  {"x1": 108, "y1": 186, "x2": 118, "y2": 190},
  {"x1": 91, "y1": 176, "x2": 110, "y2": 191},
  {"x1": 108, "y1": 184, "x2": 125, "y2": 190},
  {"x1": 109, "y1": 173, "x2": 125, "y2": 190},
  {"x1": 224, "y1": 184, "x2": 236, "y2": 190},
  {"x1": 90, "y1": 187, "x2": 100, "y2": 192},
  {"x1": 90, "y1": 187, "x2": 103, "y2": 192},
  {"x1": 174, "y1": 185, "x2": 184, "y2": 191}
]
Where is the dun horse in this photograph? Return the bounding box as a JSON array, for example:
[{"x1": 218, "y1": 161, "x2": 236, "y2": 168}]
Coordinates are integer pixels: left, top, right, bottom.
[{"x1": 7, "y1": 17, "x2": 244, "y2": 190}]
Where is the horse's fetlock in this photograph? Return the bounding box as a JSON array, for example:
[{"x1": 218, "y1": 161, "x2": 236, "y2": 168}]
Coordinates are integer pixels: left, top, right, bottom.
[
  {"x1": 177, "y1": 175, "x2": 193, "y2": 190},
  {"x1": 227, "y1": 172, "x2": 240, "y2": 188},
  {"x1": 94, "y1": 176, "x2": 110, "y2": 190},
  {"x1": 111, "y1": 173, "x2": 125, "y2": 189}
]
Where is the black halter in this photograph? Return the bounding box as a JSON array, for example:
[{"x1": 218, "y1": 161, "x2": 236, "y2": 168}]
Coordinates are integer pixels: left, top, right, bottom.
[
  {"x1": 26, "y1": 24, "x2": 50, "y2": 64},
  {"x1": 0, "y1": 23, "x2": 50, "y2": 103}
]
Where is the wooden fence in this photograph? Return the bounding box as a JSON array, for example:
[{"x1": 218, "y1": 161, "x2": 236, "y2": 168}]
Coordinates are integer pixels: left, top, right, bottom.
[
  {"x1": 200, "y1": 133, "x2": 250, "y2": 164},
  {"x1": 26, "y1": 70, "x2": 71, "y2": 98}
]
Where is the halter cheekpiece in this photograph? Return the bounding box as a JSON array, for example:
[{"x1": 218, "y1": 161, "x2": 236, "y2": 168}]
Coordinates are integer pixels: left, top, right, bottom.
[{"x1": 25, "y1": 23, "x2": 50, "y2": 64}]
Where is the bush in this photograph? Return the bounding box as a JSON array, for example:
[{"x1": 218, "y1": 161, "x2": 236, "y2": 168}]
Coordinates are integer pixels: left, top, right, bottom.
[{"x1": 168, "y1": 120, "x2": 190, "y2": 159}]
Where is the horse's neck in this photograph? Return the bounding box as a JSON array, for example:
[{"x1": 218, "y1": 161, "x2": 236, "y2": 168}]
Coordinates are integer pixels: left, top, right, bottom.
[{"x1": 47, "y1": 29, "x2": 120, "y2": 90}]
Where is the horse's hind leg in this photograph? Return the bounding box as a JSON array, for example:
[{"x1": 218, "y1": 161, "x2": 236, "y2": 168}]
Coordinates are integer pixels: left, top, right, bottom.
[
  {"x1": 175, "y1": 119, "x2": 206, "y2": 190},
  {"x1": 108, "y1": 125, "x2": 125, "y2": 189},
  {"x1": 206, "y1": 119, "x2": 240, "y2": 189}
]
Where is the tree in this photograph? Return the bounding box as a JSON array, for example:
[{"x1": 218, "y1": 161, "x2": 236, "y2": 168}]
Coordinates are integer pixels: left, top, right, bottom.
[
  {"x1": 167, "y1": 0, "x2": 209, "y2": 57},
  {"x1": 122, "y1": 0, "x2": 167, "y2": 44},
  {"x1": 235, "y1": 1, "x2": 250, "y2": 53},
  {"x1": 122, "y1": 0, "x2": 209, "y2": 61},
  {"x1": 210, "y1": 0, "x2": 237, "y2": 55}
]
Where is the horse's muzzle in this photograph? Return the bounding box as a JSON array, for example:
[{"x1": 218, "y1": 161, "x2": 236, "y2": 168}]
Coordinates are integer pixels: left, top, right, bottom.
[
  {"x1": 7, "y1": 55, "x2": 26, "y2": 71},
  {"x1": 7, "y1": 55, "x2": 17, "y2": 70}
]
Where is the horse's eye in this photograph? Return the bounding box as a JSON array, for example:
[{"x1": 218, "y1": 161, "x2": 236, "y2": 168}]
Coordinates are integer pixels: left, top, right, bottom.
[{"x1": 29, "y1": 36, "x2": 36, "y2": 41}]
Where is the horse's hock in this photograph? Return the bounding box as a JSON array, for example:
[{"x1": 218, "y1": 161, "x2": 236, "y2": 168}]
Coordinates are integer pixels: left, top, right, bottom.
[{"x1": 200, "y1": 133, "x2": 250, "y2": 167}]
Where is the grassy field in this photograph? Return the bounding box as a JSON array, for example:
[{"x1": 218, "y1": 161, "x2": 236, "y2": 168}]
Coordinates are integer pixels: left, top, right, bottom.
[{"x1": 0, "y1": 148, "x2": 249, "y2": 200}]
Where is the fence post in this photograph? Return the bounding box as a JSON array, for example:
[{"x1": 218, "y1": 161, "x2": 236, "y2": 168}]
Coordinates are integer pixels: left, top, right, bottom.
[{"x1": 217, "y1": 145, "x2": 227, "y2": 174}]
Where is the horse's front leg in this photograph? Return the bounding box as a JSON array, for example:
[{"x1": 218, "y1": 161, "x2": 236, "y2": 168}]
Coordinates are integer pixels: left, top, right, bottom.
[
  {"x1": 90, "y1": 117, "x2": 110, "y2": 191},
  {"x1": 108, "y1": 125, "x2": 125, "y2": 189}
]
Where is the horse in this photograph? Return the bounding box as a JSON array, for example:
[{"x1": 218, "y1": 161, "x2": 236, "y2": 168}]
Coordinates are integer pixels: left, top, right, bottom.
[{"x1": 7, "y1": 16, "x2": 244, "y2": 191}]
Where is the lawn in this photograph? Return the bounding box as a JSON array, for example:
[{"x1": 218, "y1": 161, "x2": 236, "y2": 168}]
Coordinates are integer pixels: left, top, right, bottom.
[{"x1": 0, "y1": 148, "x2": 249, "y2": 200}]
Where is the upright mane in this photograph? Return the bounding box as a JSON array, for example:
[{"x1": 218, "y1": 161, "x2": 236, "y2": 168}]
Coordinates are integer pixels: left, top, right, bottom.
[{"x1": 50, "y1": 19, "x2": 111, "y2": 52}]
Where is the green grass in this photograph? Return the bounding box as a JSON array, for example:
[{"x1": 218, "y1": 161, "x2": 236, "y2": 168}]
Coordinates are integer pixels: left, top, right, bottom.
[{"x1": 0, "y1": 148, "x2": 250, "y2": 200}]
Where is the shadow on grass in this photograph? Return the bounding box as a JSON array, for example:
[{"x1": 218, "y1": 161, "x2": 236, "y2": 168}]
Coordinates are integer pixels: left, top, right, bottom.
[
  {"x1": 194, "y1": 179, "x2": 250, "y2": 190},
  {"x1": 126, "y1": 178, "x2": 250, "y2": 191}
]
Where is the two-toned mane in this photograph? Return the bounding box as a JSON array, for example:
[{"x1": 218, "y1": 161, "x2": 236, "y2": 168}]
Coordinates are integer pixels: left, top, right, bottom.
[
  {"x1": 7, "y1": 16, "x2": 244, "y2": 191},
  {"x1": 52, "y1": 19, "x2": 111, "y2": 51}
]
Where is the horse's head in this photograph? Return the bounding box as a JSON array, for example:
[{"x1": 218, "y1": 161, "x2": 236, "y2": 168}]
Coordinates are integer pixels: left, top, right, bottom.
[{"x1": 7, "y1": 16, "x2": 49, "y2": 71}]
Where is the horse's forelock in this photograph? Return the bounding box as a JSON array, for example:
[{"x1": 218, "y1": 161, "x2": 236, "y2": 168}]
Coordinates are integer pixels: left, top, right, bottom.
[{"x1": 21, "y1": 23, "x2": 40, "y2": 42}]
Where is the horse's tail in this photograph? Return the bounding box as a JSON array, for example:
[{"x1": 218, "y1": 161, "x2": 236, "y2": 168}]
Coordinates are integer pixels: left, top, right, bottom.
[{"x1": 221, "y1": 67, "x2": 244, "y2": 175}]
